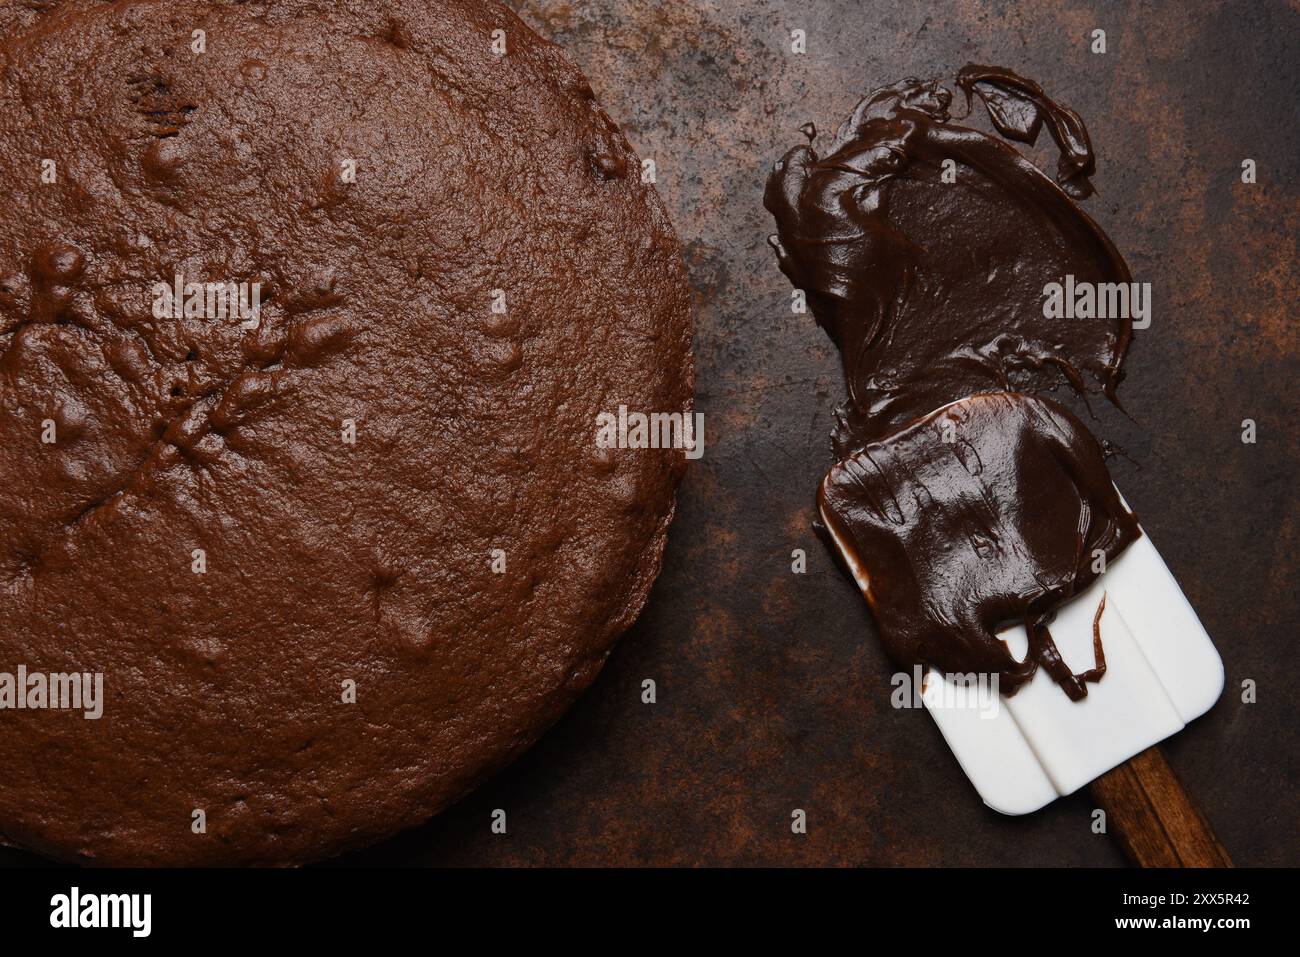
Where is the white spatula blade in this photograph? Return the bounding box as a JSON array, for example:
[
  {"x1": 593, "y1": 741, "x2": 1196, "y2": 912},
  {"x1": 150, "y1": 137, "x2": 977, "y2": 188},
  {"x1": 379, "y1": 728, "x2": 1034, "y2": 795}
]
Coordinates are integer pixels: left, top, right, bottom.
[{"x1": 821, "y1": 495, "x2": 1225, "y2": 815}]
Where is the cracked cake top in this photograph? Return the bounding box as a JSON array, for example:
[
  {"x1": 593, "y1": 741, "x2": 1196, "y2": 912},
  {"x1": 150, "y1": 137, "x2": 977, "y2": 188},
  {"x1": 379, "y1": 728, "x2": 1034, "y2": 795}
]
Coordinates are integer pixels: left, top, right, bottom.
[{"x1": 0, "y1": 0, "x2": 692, "y2": 865}]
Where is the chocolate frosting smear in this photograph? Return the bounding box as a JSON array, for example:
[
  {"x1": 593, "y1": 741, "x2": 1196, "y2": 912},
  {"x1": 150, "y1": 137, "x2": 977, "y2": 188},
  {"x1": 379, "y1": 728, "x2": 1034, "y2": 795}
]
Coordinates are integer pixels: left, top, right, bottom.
[{"x1": 765, "y1": 66, "x2": 1141, "y2": 699}]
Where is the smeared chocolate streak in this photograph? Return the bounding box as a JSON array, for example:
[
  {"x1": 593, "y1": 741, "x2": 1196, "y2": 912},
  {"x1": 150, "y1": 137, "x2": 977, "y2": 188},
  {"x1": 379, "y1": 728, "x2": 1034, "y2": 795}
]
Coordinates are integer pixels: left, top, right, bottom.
[{"x1": 766, "y1": 66, "x2": 1140, "y2": 699}]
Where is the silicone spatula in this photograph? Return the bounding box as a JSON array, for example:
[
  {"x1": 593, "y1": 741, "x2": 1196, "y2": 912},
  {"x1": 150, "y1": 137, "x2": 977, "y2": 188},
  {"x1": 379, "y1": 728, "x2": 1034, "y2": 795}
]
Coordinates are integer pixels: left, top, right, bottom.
[{"x1": 820, "y1": 489, "x2": 1230, "y2": 865}]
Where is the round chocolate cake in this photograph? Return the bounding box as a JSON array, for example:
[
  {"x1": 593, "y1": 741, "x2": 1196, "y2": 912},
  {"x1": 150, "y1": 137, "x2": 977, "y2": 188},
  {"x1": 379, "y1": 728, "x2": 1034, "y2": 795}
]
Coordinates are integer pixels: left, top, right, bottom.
[{"x1": 0, "y1": 0, "x2": 691, "y2": 865}]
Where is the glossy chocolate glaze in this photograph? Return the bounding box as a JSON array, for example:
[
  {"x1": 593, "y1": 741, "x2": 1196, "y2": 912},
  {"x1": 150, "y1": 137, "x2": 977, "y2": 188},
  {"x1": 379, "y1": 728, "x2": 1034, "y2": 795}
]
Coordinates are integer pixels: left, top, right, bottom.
[
  {"x1": 819, "y1": 393, "x2": 1136, "y2": 698},
  {"x1": 765, "y1": 67, "x2": 1132, "y2": 455},
  {"x1": 766, "y1": 66, "x2": 1139, "y2": 698}
]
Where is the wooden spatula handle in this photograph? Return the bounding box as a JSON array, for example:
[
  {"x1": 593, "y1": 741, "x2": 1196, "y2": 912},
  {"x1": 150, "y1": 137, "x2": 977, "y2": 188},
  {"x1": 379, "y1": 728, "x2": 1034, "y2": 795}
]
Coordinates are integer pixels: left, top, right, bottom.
[{"x1": 1088, "y1": 745, "x2": 1232, "y2": 867}]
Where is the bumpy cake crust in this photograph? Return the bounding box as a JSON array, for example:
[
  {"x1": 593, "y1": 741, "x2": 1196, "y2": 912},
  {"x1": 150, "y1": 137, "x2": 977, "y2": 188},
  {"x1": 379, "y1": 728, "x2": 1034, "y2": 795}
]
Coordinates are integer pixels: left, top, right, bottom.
[{"x1": 0, "y1": 0, "x2": 692, "y2": 865}]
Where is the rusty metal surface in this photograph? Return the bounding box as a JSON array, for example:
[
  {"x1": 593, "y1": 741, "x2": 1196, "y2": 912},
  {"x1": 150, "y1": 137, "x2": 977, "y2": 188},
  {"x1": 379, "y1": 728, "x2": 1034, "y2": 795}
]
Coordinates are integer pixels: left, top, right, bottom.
[{"x1": 6, "y1": 0, "x2": 1298, "y2": 868}]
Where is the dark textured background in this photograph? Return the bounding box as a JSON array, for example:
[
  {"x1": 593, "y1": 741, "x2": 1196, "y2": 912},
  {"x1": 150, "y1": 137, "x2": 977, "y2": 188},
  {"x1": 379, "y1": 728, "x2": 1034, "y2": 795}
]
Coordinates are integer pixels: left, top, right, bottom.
[{"x1": 6, "y1": 0, "x2": 1297, "y2": 868}]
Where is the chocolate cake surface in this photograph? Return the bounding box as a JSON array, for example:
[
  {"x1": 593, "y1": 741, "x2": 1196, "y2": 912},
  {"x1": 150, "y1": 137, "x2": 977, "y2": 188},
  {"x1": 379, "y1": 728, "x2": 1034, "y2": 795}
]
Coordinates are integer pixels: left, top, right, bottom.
[{"x1": 0, "y1": 0, "x2": 692, "y2": 865}]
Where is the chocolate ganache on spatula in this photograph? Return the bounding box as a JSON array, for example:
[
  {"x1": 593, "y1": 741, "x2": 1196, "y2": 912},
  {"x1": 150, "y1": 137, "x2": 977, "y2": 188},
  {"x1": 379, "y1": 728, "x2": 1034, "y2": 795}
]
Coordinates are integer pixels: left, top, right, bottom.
[{"x1": 765, "y1": 66, "x2": 1141, "y2": 699}]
